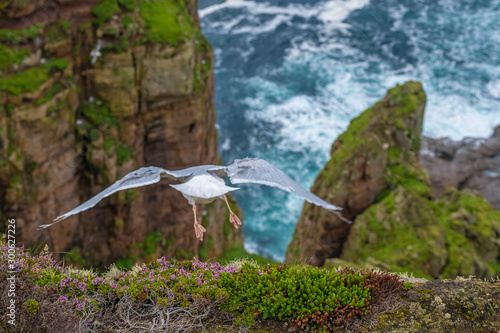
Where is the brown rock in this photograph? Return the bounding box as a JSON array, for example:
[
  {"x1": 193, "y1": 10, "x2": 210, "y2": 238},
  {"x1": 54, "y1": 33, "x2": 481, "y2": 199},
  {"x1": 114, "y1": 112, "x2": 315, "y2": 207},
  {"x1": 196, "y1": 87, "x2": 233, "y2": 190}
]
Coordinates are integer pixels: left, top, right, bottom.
[
  {"x1": 0, "y1": 0, "x2": 242, "y2": 268},
  {"x1": 420, "y1": 128, "x2": 500, "y2": 209}
]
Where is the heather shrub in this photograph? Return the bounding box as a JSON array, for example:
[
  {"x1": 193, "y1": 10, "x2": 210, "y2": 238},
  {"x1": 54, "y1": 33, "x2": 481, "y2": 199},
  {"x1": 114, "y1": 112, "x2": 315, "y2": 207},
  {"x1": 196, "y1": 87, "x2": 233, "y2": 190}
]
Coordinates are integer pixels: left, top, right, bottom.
[{"x1": 0, "y1": 235, "x2": 407, "y2": 332}]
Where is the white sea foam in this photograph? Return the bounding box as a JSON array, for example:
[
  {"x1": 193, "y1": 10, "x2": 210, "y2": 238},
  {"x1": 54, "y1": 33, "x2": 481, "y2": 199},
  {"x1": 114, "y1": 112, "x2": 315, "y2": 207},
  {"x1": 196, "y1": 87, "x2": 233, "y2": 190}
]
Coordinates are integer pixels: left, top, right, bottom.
[
  {"x1": 319, "y1": 0, "x2": 370, "y2": 23},
  {"x1": 202, "y1": 0, "x2": 500, "y2": 260},
  {"x1": 201, "y1": 0, "x2": 371, "y2": 34},
  {"x1": 220, "y1": 137, "x2": 231, "y2": 151},
  {"x1": 487, "y1": 79, "x2": 500, "y2": 99}
]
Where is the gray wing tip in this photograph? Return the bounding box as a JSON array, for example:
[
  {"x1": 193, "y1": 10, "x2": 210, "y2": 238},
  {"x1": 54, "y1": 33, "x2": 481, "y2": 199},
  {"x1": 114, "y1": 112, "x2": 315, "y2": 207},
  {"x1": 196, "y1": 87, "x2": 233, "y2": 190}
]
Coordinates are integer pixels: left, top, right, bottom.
[
  {"x1": 38, "y1": 222, "x2": 56, "y2": 229},
  {"x1": 39, "y1": 214, "x2": 71, "y2": 229},
  {"x1": 332, "y1": 210, "x2": 352, "y2": 224}
]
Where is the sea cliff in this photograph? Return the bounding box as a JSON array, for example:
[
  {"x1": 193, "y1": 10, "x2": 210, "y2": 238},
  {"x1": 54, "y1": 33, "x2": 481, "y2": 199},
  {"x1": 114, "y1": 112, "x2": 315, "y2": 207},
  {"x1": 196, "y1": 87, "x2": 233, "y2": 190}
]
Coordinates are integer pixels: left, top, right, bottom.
[
  {"x1": 286, "y1": 81, "x2": 500, "y2": 280},
  {"x1": 0, "y1": 0, "x2": 243, "y2": 268}
]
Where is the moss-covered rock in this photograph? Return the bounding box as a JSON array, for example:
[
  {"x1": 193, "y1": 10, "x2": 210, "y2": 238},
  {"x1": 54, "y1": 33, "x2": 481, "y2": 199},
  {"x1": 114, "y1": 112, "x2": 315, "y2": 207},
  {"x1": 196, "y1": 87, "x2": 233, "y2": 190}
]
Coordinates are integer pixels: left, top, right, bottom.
[
  {"x1": 341, "y1": 187, "x2": 447, "y2": 279},
  {"x1": 286, "y1": 81, "x2": 500, "y2": 279},
  {"x1": 434, "y1": 188, "x2": 500, "y2": 278},
  {"x1": 286, "y1": 81, "x2": 427, "y2": 266},
  {"x1": 373, "y1": 279, "x2": 500, "y2": 333}
]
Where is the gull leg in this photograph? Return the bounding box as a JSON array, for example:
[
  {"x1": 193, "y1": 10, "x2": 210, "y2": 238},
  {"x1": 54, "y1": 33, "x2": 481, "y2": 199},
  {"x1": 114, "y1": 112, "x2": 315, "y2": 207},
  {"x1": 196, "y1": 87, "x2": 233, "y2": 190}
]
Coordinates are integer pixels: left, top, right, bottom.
[
  {"x1": 223, "y1": 195, "x2": 242, "y2": 229},
  {"x1": 192, "y1": 204, "x2": 206, "y2": 241}
]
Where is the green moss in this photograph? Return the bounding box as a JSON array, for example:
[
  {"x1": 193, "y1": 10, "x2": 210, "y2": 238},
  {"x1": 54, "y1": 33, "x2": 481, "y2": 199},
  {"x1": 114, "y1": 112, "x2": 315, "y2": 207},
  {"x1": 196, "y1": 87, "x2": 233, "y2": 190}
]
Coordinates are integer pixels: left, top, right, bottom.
[
  {"x1": 0, "y1": 59, "x2": 68, "y2": 96},
  {"x1": 0, "y1": 23, "x2": 43, "y2": 44},
  {"x1": 174, "y1": 248, "x2": 194, "y2": 259},
  {"x1": 193, "y1": 58, "x2": 212, "y2": 93},
  {"x1": 46, "y1": 20, "x2": 71, "y2": 42},
  {"x1": 89, "y1": 129, "x2": 101, "y2": 142},
  {"x1": 114, "y1": 218, "x2": 124, "y2": 228},
  {"x1": 116, "y1": 144, "x2": 133, "y2": 166},
  {"x1": 434, "y1": 189, "x2": 500, "y2": 278},
  {"x1": 344, "y1": 188, "x2": 444, "y2": 280},
  {"x1": 396, "y1": 93, "x2": 419, "y2": 115},
  {"x1": 115, "y1": 257, "x2": 135, "y2": 270},
  {"x1": 66, "y1": 246, "x2": 85, "y2": 266},
  {"x1": 101, "y1": 38, "x2": 130, "y2": 53},
  {"x1": 193, "y1": 33, "x2": 213, "y2": 93},
  {"x1": 118, "y1": 0, "x2": 136, "y2": 11},
  {"x1": 0, "y1": 45, "x2": 30, "y2": 70},
  {"x1": 315, "y1": 107, "x2": 375, "y2": 189},
  {"x1": 385, "y1": 165, "x2": 432, "y2": 198},
  {"x1": 81, "y1": 100, "x2": 118, "y2": 127},
  {"x1": 33, "y1": 83, "x2": 65, "y2": 106},
  {"x1": 125, "y1": 189, "x2": 139, "y2": 203},
  {"x1": 286, "y1": 230, "x2": 300, "y2": 262},
  {"x1": 121, "y1": 14, "x2": 134, "y2": 28},
  {"x1": 103, "y1": 139, "x2": 115, "y2": 156},
  {"x1": 198, "y1": 234, "x2": 215, "y2": 261},
  {"x1": 79, "y1": 22, "x2": 92, "y2": 32},
  {"x1": 25, "y1": 161, "x2": 38, "y2": 176},
  {"x1": 138, "y1": 0, "x2": 195, "y2": 46},
  {"x1": 7, "y1": 175, "x2": 23, "y2": 197},
  {"x1": 93, "y1": 0, "x2": 121, "y2": 25},
  {"x1": 143, "y1": 231, "x2": 163, "y2": 256}
]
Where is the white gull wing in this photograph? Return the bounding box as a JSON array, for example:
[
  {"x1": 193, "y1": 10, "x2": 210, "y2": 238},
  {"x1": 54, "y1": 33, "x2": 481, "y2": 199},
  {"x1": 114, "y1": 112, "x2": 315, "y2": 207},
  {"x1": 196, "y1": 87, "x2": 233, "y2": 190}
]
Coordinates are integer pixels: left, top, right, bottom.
[
  {"x1": 218, "y1": 158, "x2": 351, "y2": 223},
  {"x1": 40, "y1": 166, "x2": 193, "y2": 229}
]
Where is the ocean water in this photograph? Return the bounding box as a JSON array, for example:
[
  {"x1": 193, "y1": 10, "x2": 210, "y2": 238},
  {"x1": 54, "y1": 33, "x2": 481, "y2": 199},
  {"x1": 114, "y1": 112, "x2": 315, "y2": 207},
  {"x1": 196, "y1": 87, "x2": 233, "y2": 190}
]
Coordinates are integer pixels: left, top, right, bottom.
[{"x1": 198, "y1": 0, "x2": 500, "y2": 261}]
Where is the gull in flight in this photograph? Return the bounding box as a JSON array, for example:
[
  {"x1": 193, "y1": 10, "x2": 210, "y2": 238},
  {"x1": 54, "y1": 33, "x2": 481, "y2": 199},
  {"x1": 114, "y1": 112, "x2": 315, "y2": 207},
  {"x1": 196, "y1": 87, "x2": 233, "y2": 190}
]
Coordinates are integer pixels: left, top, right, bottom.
[{"x1": 40, "y1": 158, "x2": 349, "y2": 240}]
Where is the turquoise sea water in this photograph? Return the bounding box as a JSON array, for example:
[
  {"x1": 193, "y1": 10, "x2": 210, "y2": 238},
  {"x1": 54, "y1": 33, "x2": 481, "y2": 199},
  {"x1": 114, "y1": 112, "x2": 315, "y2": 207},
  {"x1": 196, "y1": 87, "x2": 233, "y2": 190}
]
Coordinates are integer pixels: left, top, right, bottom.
[{"x1": 199, "y1": 0, "x2": 500, "y2": 261}]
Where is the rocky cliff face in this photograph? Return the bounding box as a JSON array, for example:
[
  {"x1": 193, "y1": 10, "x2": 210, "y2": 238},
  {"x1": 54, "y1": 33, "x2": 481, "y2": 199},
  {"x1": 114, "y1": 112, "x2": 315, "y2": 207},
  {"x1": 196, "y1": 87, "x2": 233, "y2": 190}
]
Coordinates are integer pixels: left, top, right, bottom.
[
  {"x1": 0, "y1": 0, "x2": 242, "y2": 268},
  {"x1": 420, "y1": 128, "x2": 500, "y2": 209},
  {"x1": 286, "y1": 81, "x2": 500, "y2": 279},
  {"x1": 286, "y1": 81, "x2": 427, "y2": 266}
]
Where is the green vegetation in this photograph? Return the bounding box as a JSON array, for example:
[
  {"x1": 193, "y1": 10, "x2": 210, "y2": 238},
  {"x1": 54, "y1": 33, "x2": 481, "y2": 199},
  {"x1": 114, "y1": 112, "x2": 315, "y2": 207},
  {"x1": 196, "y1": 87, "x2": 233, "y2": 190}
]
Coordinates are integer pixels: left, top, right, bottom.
[
  {"x1": 404, "y1": 281, "x2": 413, "y2": 291},
  {"x1": 118, "y1": 0, "x2": 136, "y2": 11},
  {"x1": 193, "y1": 58, "x2": 212, "y2": 93},
  {"x1": 221, "y1": 264, "x2": 375, "y2": 330},
  {"x1": 435, "y1": 189, "x2": 500, "y2": 278},
  {"x1": 93, "y1": 0, "x2": 121, "y2": 25},
  {"x1": 33, "y1": 83, "x2": 65, "y2": 106},
  {"x1": 81, "y1": 99, "x2": 118, "y2": 127},
  {"x1": 103, "y1": 139, "x2": 115, "y2": 155},
  {"x1": 121, "y1": 14, "x2": 134, "y2": 29},
  {"x1": 193, "y1": 33, "x2": 213, "y2": 93},
  {"x1": 22, "y1": 299, "x2": 39, "y2": 317},
  {"x1": 116, "y1": 144, "x2": 133, "y2": 166},
  {"x1": 0, "y1": 45, "x2": 30, "y2": 70},
  {"x1": 0, "y1": 237, "x2": 408, "y2": 332},
  {"x1": 143, "y1": 231, "x2": 163, "y2": 256},
  {"x1": 0, "y1": 59, "x2": 68, "y2": 96},
  {"x1": 344, "y1": 185, "x2": 500, "y2": 280},
  {"x1": 0, "y1": 24, "x2": 43, "y2": 44},
  {"x1": 138, "y1": 0, "x2": 196, "y2": 46},
  {"x1": 46, "y1": 20, "x2": 71, "y2": 42},
  {"x1": 101, "y1": 38, "x2": 129, "y2": 53}
]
